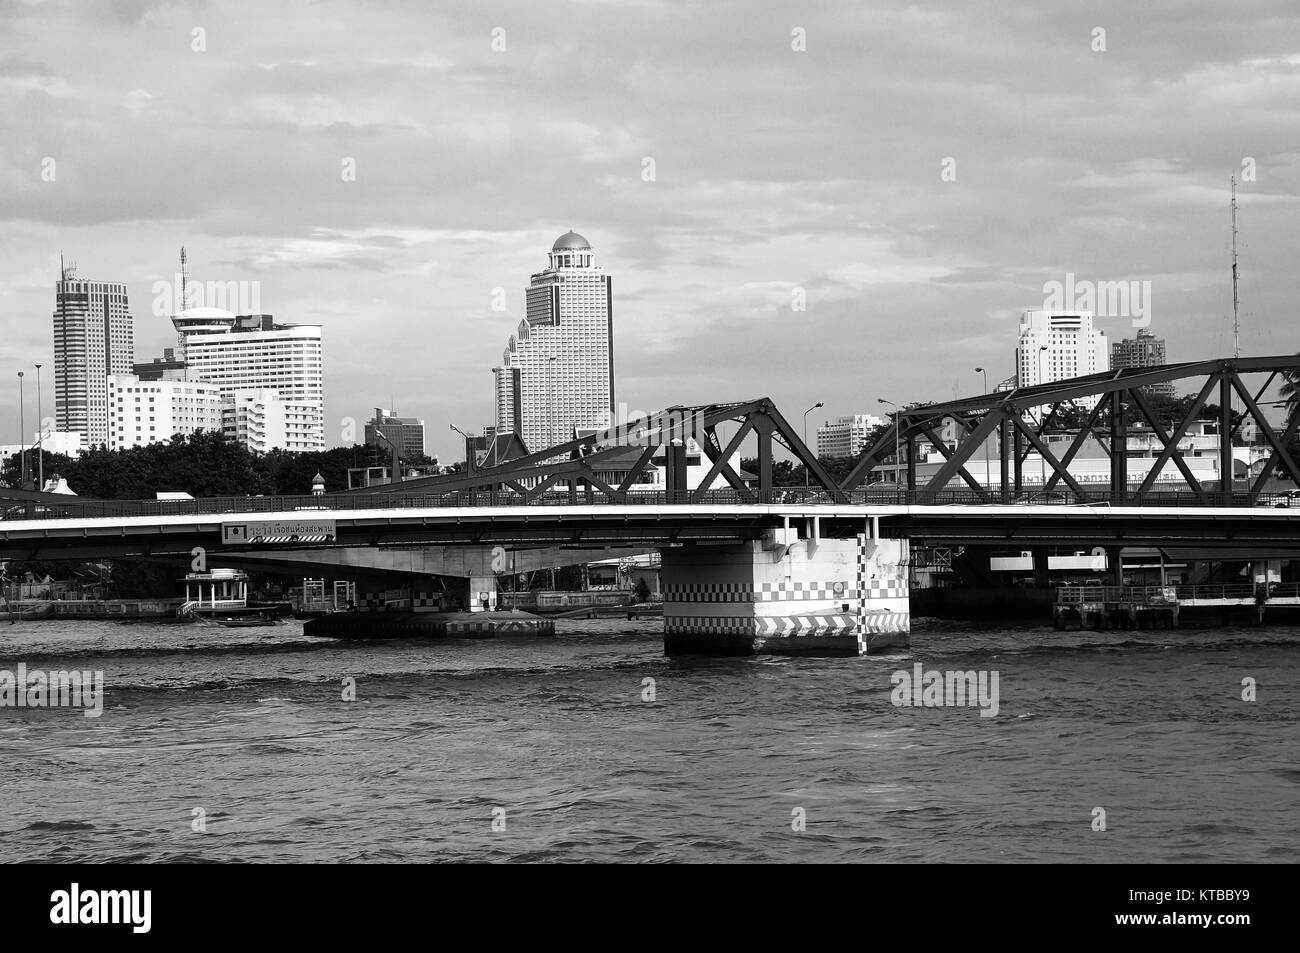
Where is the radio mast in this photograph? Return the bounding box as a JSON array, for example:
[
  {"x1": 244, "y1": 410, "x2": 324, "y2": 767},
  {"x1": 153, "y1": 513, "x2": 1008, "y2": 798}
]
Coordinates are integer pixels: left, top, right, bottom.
[{"x1": 1231, "y1": 176, "x2": 1239, "y2": 359}]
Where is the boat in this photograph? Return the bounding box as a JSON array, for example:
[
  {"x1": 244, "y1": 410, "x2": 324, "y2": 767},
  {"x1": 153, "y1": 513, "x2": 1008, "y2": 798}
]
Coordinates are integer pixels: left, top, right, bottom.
[{"x1": 208, "y1": 614, "x2": 281, "y2": 628}]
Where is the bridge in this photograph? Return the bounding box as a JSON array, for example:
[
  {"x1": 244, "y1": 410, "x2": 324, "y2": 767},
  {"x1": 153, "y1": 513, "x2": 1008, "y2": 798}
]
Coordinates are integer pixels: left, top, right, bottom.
[{"x1": 3, "y1": 355, "x2": 1299, "y2": 655}]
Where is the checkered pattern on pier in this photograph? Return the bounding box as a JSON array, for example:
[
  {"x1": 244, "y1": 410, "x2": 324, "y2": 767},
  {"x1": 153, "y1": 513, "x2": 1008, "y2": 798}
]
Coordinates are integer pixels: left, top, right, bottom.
[{"x1": 664, "y1": 581, "x2": 858, "y2": 603}]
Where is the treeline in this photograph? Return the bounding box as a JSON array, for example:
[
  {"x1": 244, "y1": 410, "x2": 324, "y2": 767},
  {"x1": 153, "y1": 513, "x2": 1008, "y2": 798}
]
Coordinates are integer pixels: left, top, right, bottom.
[{"x1": 1, "y1": 430, "x2": 435, "y2": 499}]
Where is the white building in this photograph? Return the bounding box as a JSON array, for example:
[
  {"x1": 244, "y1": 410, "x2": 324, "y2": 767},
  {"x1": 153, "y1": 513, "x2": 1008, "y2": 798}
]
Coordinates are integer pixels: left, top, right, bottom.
[
  {"x1": 492, "y1": 232, "x2": 614, "y2": 453},
  {"x1": 107, "y1": 374, "x2": 225, "y2": 450},
  {"x1": 53, "y1": 267, "x2": 135, "y2": 449},
  {"x1": 170, "y1": 308, "x2": 324, "y2": 450},
  {"x1": 222, "y1": 390, "x2": 323, "y2": 454},
  {"x1": 817, "y1": 414, "x2": 885, "y2": 458},
  {"x1": 1016, "y1": 310, "x2": 1109, "y2": 402}
]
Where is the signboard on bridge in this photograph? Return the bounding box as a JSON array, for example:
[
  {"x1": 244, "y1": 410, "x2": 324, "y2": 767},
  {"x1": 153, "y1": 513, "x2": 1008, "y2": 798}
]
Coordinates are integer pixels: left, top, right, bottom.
[{"x1": 221, "y1": 519, "x2": 337, "y2": 546}]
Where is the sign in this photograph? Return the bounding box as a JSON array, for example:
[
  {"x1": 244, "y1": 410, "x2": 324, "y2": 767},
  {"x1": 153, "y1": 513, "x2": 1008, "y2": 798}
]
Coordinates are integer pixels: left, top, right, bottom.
[{"x1": 221, "y1": 519, "x2": 337, "y2": 546}]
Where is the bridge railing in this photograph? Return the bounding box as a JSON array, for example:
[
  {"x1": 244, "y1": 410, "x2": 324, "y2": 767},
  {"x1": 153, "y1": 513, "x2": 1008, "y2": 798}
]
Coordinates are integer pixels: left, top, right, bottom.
[{"x1": 4, "y1": 487, "x2": 1300, "y2": 520}]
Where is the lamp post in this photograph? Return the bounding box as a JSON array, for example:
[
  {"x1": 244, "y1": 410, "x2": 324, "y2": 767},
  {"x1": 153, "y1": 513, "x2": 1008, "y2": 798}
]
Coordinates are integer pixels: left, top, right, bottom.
[
  {"x1": 450, "y1": 422, "x2": 473, "y2": 475},
  {"x1": 34, "y1": 363, "x2": 43, "y2": 492},
  {"x1": 546, "y1": 353, "x2": 558, "y2": 451},
  {"x1": 374, "y1": 428, "x2": 399, "y2": 485},
  {"x1": 974, "y1": 367, "x2": 989, "y2": 493},
  {"x1": 877, "y1": 398, "x2": 901, "y2": 496},
  {"x1": 803, "y1": 401, "x2": 823, "y2": 488},
  {"x1": 17, "y1": 372, "x2": 26, "y2": 490}
]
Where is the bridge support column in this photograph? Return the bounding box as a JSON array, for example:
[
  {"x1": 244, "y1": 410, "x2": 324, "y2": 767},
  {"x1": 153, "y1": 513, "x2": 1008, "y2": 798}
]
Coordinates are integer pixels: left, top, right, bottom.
[
  {"x1": 469, "y1": 574, "x2": 497, "y2": 612},
  {"x1": 662, "y1": 530, "x2": 909, "y2": 656}
]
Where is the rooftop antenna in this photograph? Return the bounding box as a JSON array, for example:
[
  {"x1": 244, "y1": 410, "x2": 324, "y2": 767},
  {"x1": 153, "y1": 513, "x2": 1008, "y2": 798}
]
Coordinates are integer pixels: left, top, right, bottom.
[
  {"x1": 179, "y1": 246, "x2": 188, "y2": 312},
  {"x1": 1230, "y1": 176, "x2": 1240, "y2": 359}
]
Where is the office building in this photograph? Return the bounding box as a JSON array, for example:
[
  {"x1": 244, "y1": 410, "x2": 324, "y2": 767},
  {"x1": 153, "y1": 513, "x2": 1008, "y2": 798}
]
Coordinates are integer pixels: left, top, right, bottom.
[
  {"x1": 816, "y1": 414, "x2": 886, "y2": 458},
  {"x1": 107, "y1": 374, "x2": 225, "y2": 450},
  {"x1": 53, "y1": 265, "x2": 135, "y2": 448},
  {"x1": 222, "y1": 390, "x2": 324, "y2": 454},
  {"x1": 365, "y1": 408, "x2": 426, "y2": 460},
  {"x1": 168, "y1": 307, "x2": 324, "y2": 450},
  {"x1": 492, "y1": 231, "x2": 614, "y2": 452},
  {"x1": 1111, "y1": 328, "x2": 1175, "y2": 397},
  {"x1": 1016, "y1": 310, "x2": 1108, "y2": 409}
]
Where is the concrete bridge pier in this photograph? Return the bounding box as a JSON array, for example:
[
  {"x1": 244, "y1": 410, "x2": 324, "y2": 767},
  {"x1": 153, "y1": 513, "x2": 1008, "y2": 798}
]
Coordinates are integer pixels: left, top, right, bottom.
[{"x1": 662, "y1": 529, "x2": 910, "y2": 656}]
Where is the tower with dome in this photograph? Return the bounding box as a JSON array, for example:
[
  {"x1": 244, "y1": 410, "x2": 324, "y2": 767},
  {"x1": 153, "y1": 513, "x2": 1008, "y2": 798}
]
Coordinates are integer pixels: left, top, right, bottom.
[{"x1": 492, "y1": 231, "x2": 614, "y2": 452}]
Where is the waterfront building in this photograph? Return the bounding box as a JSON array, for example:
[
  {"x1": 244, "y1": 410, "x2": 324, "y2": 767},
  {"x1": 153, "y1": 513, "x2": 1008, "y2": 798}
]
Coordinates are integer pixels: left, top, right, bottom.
[
  {"x1": 106, "y1": 374, "x2": 225, "y2": 450},
  {"x1": 52, "y1": 265, "x2": 135, "y2": 449},
  {"x1": 816, "y1": 414, "x2": 885, "y2": 458},
  {"x1": 492, "y1": 231, "x2": 614, "y2": 453},
  {"x1": 365, "y1": 408, "x2": 425, "y2": 460}
]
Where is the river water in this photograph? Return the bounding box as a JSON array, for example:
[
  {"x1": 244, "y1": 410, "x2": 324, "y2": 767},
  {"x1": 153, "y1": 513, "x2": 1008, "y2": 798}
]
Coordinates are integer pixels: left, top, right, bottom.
[{"x1": 0, "y1": 617, "x2": 1296, "y2": 863}]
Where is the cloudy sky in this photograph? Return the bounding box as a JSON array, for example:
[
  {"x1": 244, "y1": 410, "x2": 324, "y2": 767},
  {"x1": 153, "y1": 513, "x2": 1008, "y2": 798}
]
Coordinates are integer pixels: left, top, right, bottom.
[{"x1": 2, "y1": 0, "x2": 1298, "y2": 461}]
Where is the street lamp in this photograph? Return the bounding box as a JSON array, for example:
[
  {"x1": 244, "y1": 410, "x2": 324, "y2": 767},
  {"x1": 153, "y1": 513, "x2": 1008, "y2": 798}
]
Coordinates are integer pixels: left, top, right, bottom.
[
  {"x1": 17, "y1": 371, "x2": 26, "y2": 490},
  {"x1": 34, "y1": 363, "x2": 43, "y2": 492},
  {"x1": 803, "y1": 401, "x2": 823, "y2": 488},
  {"x1": 975, "y1": 367, "x2": 990, "y2": 493},
  {"x1": 374, "y1": 427, "x2": 399, "y2": 484},
  {"x1": 877, "y1": 398, "x2": 901, "y2": 494}
]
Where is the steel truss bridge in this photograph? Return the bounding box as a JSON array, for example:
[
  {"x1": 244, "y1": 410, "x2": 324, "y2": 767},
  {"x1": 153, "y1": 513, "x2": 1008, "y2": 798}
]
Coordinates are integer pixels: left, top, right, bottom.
[{"x1": 2, "y1": 355, "x2": 1299, "y2": 564}]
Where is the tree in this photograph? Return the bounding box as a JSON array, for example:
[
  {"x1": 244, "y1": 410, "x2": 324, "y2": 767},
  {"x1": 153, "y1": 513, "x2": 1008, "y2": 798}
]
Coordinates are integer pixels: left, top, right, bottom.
[{"x1": 633, "y1": 577, "x2": 652, "y2": 603}]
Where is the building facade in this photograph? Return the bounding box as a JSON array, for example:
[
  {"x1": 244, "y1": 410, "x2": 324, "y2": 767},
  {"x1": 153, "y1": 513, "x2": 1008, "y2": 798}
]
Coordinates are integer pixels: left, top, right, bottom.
[
  {"x1": 1016, "y1": 310, "x2": 1109, "y2": 410},
  {"x1": 170, "y1": 308, "x2": 324, "y2": 450},
  {"x1": 492, "y1": 231, "x2": 614, "y2": 452},
  {"x1": 53, "y1": 267, "x2": 135, "y2": 448},
  {"x1": 365, "y1": 408, "x2": 425, "y2": 460},
  {"x1": 1111, "y1": 328, "x2": 1175, "y2": 397},
  {"x1": 107, "y1": 374, "x2": 225, "y2": 450},
  {"x1": 222, "y1": 390, "x2": 323, "y2": 454},
  {"x1": 816, "y1": 414, "x2": 886, "y2": 458}
]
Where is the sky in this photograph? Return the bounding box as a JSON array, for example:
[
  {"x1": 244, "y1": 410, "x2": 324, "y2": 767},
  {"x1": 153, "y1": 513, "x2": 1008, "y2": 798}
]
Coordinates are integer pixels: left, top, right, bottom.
[{"x1": 1, "y1": 0, "x2": 1298, "y2": 462}]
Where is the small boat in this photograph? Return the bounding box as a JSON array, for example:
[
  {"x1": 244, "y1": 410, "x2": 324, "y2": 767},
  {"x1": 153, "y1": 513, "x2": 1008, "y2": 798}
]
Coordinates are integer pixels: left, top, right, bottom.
[{"x1": 209, "y1": 615, "x2": 281, "y2": 628}]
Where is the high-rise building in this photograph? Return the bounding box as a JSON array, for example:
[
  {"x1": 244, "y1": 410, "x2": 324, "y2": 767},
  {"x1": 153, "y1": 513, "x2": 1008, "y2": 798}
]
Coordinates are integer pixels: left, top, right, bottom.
[
  {"x1": 53, "y1": 265, "x2": 135, "y2": 449},
  {"x1": 1016, "y1": 310, "x2": 1108, "y2": 408},
  {"x1": 492, "y1": 231, "x2": 614, "y2": 452},
  {"x1": 169, "y1": 308, "x2": 324, "y2": 450},
  {"x1": 1111, "y1": 328, "x2": 1175, "y2": 397},
  {"x1": 107, "y1": 374, "x2": 225, "y2": 450},
  {"x1": 365, "y1": 408, "x2": 425, "y2": 460},
  {"x1": 816, "y1": 414, "x2": 886, "y2": 458},
  {"x1": 222, "y1": 390, "x2": 324, "y2": 454}
]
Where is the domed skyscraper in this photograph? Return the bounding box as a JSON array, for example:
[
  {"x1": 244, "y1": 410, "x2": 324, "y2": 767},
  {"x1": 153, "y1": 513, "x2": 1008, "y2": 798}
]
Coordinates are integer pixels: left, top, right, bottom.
[{"x1": 492, "y1": 231, "x2": 614, "y2": 452}]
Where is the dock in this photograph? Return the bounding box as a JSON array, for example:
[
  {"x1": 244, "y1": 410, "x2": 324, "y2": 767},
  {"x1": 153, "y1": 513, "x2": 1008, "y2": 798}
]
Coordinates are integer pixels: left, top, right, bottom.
[{"x1": 1054, "y1": 582, "x2": 1300, "y2": 629}]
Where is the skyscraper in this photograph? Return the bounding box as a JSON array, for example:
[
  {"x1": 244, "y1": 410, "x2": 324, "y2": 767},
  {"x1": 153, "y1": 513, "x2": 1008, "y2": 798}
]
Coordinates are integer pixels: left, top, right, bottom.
[
  {"x1": 53, "y1": 265, "x2": 135, "y2": 448},
  {"x1": 1016, "y1": 310, "x2": 1108, "y2": 407},
  {"x1": 492, "y1": 231, "x2": 614, "y2": 452},
  {"x1": 1111, "y1": 327, "x2": 1175, "y2": 397}
]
